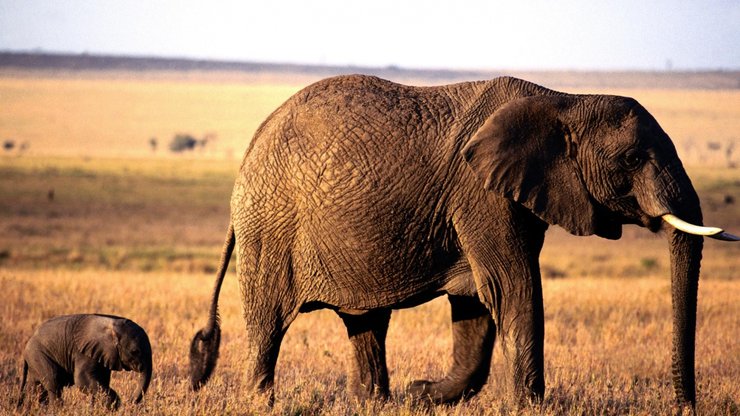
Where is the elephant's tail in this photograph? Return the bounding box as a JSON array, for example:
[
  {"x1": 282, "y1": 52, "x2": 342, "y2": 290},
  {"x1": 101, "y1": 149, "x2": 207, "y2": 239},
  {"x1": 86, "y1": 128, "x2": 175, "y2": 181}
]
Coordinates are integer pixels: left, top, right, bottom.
[
  {"x1": 17, "y1": 360, "x2": 28, "y2": 408},
  {"x1": 189, "y1": 223, "x2": 234, "y2": 391}
]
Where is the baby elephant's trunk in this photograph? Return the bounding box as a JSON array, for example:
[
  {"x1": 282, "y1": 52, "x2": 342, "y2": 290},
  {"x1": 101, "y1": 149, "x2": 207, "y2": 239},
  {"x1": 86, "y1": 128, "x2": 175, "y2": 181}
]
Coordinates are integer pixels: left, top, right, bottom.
[
  {"x1": 133, "y1": 360, "x2": 152, "y2": 403},
  {"x1": 189, "y1": 224, "x2": 234, "y2": 390}
]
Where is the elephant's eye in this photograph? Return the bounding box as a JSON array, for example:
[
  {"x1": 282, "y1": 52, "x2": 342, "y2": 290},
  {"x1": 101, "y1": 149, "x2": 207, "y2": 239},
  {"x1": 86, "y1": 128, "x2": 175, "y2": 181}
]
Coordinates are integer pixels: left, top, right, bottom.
[{"x1": 620, "y1": 150, "x2": 643, "y2": 171}]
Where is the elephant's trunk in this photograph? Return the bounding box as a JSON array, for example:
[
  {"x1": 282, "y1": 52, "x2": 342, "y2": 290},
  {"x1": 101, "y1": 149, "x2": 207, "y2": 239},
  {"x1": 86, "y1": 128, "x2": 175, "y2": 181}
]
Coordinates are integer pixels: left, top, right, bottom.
[
  {"x1": 655, "y1": 168, "x2": 703, "y2": 407},
  {"x1": 668, "y1": 228, "x2": 702, "y2": 406},
  {"x1": 638, "y1": 161, "x2": 708, "y2": 407},
  {"x1": 662, "y1": 206, "x2": 737, "y2": 405},
  {"x1": 133, "y1": 358, "x2": 152, "y2": 403}
]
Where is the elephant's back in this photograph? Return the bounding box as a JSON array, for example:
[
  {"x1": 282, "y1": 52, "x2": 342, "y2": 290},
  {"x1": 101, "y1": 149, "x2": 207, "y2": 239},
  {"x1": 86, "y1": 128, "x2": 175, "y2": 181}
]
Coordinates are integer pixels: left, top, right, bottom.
[
  {"x1": 234, "y1": 75, "x2": 463, "y2": 219},
  {"x1": 290, "y1": 74, "x2": 459, "y2": 128},
  {"x1": 238, "y1": 76, "x2": 436, "y2": 189}
]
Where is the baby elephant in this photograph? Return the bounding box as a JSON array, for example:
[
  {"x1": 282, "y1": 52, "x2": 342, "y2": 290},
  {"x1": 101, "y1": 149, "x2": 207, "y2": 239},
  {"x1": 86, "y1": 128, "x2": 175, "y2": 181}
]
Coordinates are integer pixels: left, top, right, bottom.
[{"x1": 17, "y1": 314, "x2": 152, "y2": 409}]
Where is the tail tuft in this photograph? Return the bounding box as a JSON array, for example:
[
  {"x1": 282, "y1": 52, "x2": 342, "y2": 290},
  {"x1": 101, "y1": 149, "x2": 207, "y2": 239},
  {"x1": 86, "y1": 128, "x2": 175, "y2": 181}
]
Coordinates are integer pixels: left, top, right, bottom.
[{"x1": 189, "y1": 326, "x2": 221, "y2": 390}]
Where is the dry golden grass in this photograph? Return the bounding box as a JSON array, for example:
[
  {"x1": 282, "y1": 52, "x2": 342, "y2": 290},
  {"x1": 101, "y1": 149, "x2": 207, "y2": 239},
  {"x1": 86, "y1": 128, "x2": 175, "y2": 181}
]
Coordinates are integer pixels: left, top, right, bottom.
[
  {"x1": 0, "y1": 73, "x2": 301, "y2": 159},
  {"x1": 0, "y1": 157, "x2": 235, "y2": 273},
  {"x1": 1, "y1": 71, "x2": 738, "y2": 166},
  {"x1": 1, "y1": 156, "x2": 736, "y2": 281},
  {"x1": 1, "y1": 270, "x2": 738, "y2": 415},
  {"x1": 0, "y1": 158, "x2": 738, "y2": 415}
]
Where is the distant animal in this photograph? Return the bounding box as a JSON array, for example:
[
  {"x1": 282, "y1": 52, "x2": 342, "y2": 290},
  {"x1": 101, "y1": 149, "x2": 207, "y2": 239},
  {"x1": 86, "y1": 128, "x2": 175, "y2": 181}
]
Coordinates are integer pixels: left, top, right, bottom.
[
  {"x1": 47, "y1": 188, "x2": 54, "y2": 202},
  {"x1": 189, "y1": 75, "x2": 737, "y2": 407},
  {"x1": 18, "y1": 314, "x2": 152, "y2": 409}
]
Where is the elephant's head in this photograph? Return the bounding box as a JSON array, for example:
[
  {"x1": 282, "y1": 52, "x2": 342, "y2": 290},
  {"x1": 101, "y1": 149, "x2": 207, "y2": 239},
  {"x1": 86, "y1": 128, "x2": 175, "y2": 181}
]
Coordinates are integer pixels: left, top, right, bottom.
[
  {"x1": 78, "y1": 315, "x2": 153, "y2": 403},
  {"x1": 462, "y1": 93, "x2": 737, "y2": 406}
]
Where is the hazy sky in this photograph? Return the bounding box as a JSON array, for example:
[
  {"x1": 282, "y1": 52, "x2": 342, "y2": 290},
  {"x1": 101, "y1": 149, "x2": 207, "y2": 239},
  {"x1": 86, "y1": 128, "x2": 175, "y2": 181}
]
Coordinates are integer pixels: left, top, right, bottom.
[{"x1": 1, "y1": 0, "x2": 738, "y2": 71}]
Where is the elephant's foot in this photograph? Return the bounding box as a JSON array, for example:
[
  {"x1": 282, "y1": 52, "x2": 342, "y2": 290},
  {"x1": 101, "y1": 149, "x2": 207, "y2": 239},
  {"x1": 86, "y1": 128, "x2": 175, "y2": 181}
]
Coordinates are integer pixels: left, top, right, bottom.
[
  {"x1": 407, "y1": 378, "x2": 478, "y2": 404},
  {"x1": 348, "y1": 381, "x2": 390, "y2": 401}
]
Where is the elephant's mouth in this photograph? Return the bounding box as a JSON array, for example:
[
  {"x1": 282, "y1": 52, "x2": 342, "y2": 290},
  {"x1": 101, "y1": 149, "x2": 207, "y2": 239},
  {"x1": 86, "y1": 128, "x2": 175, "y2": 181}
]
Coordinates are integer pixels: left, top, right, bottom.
[
  {"x1": 642, "y1": 214, "x2": 664, "y2": 233},
  {"x1": 600, "y1": 194, "x2": 662, "y2": 233}
]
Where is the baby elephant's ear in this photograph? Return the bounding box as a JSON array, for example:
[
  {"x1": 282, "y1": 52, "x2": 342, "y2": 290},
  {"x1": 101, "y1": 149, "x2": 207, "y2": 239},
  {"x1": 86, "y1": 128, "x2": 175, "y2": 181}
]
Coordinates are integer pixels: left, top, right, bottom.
[
  {"x1": 462, "y1": 95, "x2": 603, "y2": 237},
  {"x1": 79, "y1": 316, "x2": 123, "y2": 371}
]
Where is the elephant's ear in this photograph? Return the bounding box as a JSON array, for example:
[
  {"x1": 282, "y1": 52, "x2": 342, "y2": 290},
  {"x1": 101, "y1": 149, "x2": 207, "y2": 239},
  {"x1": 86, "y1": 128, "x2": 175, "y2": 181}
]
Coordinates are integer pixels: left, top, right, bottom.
[
  {"x1": 78, "y1": 316, "x2": 123, "y2": 371},
  {"x1": 462, "y1": 95, "x2": 607, "y2": 237}
]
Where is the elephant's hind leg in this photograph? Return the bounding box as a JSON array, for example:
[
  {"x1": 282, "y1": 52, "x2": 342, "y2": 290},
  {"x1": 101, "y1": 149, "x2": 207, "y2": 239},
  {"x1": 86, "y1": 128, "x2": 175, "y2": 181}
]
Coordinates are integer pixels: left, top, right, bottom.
[
  {"x1": 24, "y1": 352, "x2": 66, "y2": 405},
  {"x1": 338, "y1": 308, "x2": 392, "y2": 400},
  {"x1": 237, "y1": 252, "x2": 301, "y2": 403},
  {"x1": 24, "y1": 377, "x2": 49, "y2": 406},
  {"x1": 241, "y1": 308, "x2": 298, "y2": 404},
  {"x1": 408, "y1": 294, "x2": 496, "y2": 403}
]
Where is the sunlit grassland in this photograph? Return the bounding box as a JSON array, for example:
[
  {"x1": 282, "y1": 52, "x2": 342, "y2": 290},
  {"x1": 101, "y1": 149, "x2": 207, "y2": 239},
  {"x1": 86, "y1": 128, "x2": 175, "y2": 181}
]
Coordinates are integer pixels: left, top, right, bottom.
[
  {"x1": 0, "y1": 70, "x2": 738, "y2": 414},
  {"x1": 1, "y1": 72, "x2": 739, "y2": 166},
  {"x1": 0, "y1": 156, "x2": 737, "y2": 415},
  {"x1": 2, "y1": 156, "x2": 736, "y2": 279},
  {"x1": 0, "y1": 73, "x2": 301, "y2": 158},
  {"x1": 0, "y1": 157, "x2": 235, "y2": 272},
  {"x1": 1, "y1": 270, "x2": 737, "y2": 415}
]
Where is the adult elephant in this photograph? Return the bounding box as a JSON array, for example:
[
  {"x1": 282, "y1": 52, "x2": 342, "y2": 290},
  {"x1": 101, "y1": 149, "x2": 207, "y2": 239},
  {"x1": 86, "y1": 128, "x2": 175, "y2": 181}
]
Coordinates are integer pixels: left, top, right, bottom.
[{"x1": 189, "y1": 75, "x2": 736, "y2": 407}]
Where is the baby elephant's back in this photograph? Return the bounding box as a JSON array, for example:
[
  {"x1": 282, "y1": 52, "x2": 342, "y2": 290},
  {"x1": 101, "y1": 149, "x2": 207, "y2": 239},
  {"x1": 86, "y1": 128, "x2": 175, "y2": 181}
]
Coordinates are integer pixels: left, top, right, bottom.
[
  {"x1": 23, "y1": 315, "x2": 84, "y2": 374},
  {"x1": 27, "y1": 315, "x2": 78, "y2": 345}
]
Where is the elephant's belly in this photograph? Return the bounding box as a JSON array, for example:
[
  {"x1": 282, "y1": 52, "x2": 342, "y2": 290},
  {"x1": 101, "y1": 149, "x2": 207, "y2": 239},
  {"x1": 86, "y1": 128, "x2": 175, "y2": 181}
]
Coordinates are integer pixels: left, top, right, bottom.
[{"x1": 299, "y1": 251, "x2": 477, "y2": 311}]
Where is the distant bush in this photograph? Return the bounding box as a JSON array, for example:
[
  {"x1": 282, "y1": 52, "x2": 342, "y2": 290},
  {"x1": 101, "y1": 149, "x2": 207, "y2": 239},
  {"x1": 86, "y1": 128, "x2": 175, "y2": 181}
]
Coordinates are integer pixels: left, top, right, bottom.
[
  {"x1": 168, "y1": 133, "x2": 214, "y2": 153},
  {"x1": 3, "y1": 140, "x2": 15, "y2": 151},
  {"x1": 640, "y1": 257, "x2": 658, "y2": 270},
  {"x1": 169, "y1": 134, "x2": 198, "y2": 152}
]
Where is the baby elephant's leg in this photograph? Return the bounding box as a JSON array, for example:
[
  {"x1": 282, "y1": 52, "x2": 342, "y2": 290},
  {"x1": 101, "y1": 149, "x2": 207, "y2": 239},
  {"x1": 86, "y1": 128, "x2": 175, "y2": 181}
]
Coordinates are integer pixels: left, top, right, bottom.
[
  {"x1": 74, "y1": 360, "x2": 120, "y2": 409},
  {"x1": 25, "y1": 377, "x2": 49, "y2": 405},
  {"x1": 24, "y1": 351, "x2": 67, "y2": 405}
]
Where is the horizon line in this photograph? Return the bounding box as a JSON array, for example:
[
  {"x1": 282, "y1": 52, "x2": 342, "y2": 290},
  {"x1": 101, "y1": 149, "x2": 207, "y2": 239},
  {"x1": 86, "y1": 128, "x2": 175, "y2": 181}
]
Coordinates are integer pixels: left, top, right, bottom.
[{"x1": 2, "y1": 49, "x2": 739, "y2": 74}]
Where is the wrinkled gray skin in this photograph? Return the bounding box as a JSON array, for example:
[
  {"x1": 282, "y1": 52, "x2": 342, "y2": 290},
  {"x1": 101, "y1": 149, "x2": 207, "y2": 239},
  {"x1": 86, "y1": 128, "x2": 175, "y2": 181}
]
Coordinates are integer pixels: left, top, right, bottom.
[
  {"x1": 191, "y1": 75, "x2": 707, "y2": 407},
  {"x1": 18, "y1": 314, "x2": 152, "y2": 409}
]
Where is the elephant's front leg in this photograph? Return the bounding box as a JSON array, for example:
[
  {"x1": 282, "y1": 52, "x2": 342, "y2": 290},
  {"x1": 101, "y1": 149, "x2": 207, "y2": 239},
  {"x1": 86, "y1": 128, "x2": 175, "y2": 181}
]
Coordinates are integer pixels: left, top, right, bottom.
[
  {"x1": 74, "y1": 361, "x2": 120, "y2": 409},
  {"x1": 408, "y1": 294, "x2": 496, "y2": 403},
  {"x1": 497, "y1": 273, "x2": 545, "y2": 403},
  {"x1": 454, "y1": 204, "x2": 547, "y2": 404},
  {"x1": 337, "y1": 308, "x2": 391, "y2": 399}
]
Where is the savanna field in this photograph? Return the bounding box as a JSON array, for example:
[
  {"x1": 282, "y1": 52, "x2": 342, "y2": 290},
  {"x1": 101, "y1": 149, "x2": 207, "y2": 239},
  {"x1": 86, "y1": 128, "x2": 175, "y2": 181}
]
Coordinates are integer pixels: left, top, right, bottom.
[{"x1": 0, "y1": 68, "x2": 738, "y2": 415}]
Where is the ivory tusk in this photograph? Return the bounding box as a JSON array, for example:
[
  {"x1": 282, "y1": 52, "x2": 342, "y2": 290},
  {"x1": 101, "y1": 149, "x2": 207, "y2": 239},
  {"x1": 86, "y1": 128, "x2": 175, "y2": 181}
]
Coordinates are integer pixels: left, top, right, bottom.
[
  {"x1": 662, "y1": 214, "x2": 723, "y2": 235},
  {"x1": 662, "y1": 214, "x2": 740, "y2": 241}
]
